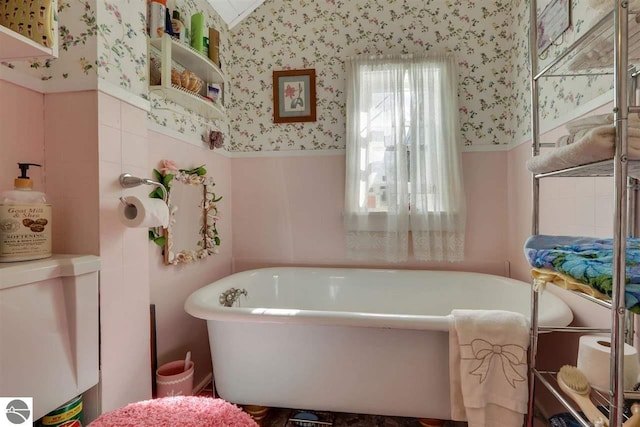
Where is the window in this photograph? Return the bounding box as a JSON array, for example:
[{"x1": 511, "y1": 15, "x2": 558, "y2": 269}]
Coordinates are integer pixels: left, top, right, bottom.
[{"x1": 344, "y1": 54, "x2": 466, "y2": 262}]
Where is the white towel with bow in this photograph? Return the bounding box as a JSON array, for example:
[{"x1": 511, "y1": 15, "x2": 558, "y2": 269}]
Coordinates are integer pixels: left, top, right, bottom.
[
  {"x1": 565, "y1": 113, "x2": 640, "y2": 135},
  {"x1": 449, "y1": 309, "x2": 530, "y2": 427},
  {"x1": 527, "y1": 125, "x2": 640, "y2": 175}
]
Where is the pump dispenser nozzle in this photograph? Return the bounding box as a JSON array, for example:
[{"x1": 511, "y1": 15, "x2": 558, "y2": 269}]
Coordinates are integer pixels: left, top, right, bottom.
[{"x1": 15, "y1": 163, "x2": 41, "y2": 189}]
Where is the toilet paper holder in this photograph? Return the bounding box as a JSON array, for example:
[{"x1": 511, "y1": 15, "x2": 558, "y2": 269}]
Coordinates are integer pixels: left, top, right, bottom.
[{"x1": 118, "y1": 173, "x2": 168, "y2": 206}]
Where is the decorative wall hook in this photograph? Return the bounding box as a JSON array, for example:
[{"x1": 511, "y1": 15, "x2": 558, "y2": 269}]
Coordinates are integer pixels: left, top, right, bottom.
[{"x1": 203, "y1": 129, "x2": 224, "y2": 150}]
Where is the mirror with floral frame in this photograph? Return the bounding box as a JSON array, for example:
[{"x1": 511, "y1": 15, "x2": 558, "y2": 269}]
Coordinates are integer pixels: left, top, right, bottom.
[{"x1": 149, "y1": 160, "x2": 222, "y2": 265}]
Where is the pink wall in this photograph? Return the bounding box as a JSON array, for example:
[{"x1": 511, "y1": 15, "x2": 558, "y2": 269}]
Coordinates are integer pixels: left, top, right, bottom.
[
  {"x1": 506, "y1": 108, "x2": 615, "y2": 417},
  {"x1": 0, "y1": 85, "x2": 101, "y2": 256},
  {"x1": 3, "y1": 73, "x2": 620, "y2": 421},
  {"x1": 507, "y1": 140, "x2": 534, "y2": 283},
  {"x1": 231, "y1": 151, "x2": 510, "y2": 275},
  {"x1": 507, "y1": 135, "x2": 610, "y2": 324},
  {"x1": 507, "y1": 104, "x2": 617, "y2": 326},
  {"x1": 0, "y1": 80, "x2": 45, "y2": 193},
  {"x1": 96, "y1": 92, "x2": 152, "y2": 413},
  {"x1": 147, "y1": 131, "x2": 233, "y2": 392},
  {"x1": 507, "y1": 99, "x2": 616, "y2": 278},
  {"x1": 1, "y1": 85, "x2": 153, "y2": 417},
  {"x1": 1, "y1": 73, "x2": 620, "y2": 421},
  {"x1": 45, "y1": 92, "x2": 100, "y2": 255}
]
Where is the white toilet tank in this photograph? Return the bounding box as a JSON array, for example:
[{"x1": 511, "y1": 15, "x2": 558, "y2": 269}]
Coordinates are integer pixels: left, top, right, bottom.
[{"x1": 0, "y1": 255, "x2": 100, "y2": 420}]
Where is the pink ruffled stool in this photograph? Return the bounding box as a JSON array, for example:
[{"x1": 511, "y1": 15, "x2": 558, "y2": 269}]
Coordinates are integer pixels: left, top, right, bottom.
[{"x1": 87, "y1": 396, "x2": 258, "y2": 427}]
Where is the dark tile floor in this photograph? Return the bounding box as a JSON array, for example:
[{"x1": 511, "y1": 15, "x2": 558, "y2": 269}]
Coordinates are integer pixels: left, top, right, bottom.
[
  {"x1": 262, "y1": 407, "x2": 426, "y2": 427},
  {"x1": 197, "y1": 383, "x2": 447, "y2": 426},
  {"x1": 196, "y1": 383, "x2": 496, "y2": 426}
]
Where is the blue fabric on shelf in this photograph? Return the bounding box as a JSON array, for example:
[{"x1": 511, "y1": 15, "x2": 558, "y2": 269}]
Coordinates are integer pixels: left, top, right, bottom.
[
  {"x1": 548, "y1": 406, "x2": 612, "y2": 427},
  {"x1": 524, "y1": 235, "x2": 640, "y2": 313},
  {"x1": 548, "y1": 412, "x2": 583, "y2": 427}
]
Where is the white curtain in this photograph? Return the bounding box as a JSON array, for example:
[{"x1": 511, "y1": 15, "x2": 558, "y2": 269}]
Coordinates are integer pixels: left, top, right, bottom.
[{"x1": 344, "y1": 54, "x2": 466, "y2": 262}]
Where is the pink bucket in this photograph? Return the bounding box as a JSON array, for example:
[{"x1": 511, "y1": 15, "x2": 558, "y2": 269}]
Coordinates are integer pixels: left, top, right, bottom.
[{"x1": 156, "y1": 360, "x2": 194, "y2": 398}]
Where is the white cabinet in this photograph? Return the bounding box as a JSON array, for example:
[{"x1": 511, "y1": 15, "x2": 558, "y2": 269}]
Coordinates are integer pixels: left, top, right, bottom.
[
  {"x1": 0, "y1": 0, "x2": 58, "y2": 61},
  {"x1": 149, "y1": 34, "x2": 225, "y2": 120},
  {"x1": 0, "y1": 25, "x2": 58, "y2": 61},
  {"x1": 0, "y1": 255, "x2": 100, "y2": 420}
]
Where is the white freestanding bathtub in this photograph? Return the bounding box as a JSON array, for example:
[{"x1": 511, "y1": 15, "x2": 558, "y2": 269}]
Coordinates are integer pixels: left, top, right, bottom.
[{"x1": 185, "y1": 267, "x2": 573, "y2": 420}]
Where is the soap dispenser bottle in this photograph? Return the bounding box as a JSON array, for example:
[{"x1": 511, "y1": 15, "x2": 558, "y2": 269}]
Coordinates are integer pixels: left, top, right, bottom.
[
  {"x1": 171, "y1": 10, "x2": 186, "y2": 44},
  {"x1": 0, "y1": 163, "x2": 52, "y2": 262}
]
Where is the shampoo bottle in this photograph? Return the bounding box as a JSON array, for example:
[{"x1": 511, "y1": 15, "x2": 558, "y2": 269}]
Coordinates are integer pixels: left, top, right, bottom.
[
  {"x1": 147, "y1": 0, "x2": 166, "y2": 37},
  {"x1": 164, "y1": 8, "x2": 175, "y2": 37},
  {"x1": 0, "y1": 163, "x2": 52, "y2": 262},
  {"x1": 190, "y1": 12, "x2": 205, "y2": 55},
  {"x1": 171, "y1": 10, "x2": 186, "y2": 44}
]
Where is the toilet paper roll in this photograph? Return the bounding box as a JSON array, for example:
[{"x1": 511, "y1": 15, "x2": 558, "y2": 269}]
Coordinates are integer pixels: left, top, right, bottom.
[
  {"x1": 577, "y1": 335, "x2": 640, "y2": 392},
  {"x1": 118, "y1": 196, "x2": 169, "y2": 228}
]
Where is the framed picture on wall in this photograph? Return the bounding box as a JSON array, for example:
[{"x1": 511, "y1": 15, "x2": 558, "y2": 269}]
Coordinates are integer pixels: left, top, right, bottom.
[
  {"x1": 273, "y1": 69, "x2": 317, "y2": 123},
  {"x1": 536, "y1": 0, "x2": 570, "y2": 53}
]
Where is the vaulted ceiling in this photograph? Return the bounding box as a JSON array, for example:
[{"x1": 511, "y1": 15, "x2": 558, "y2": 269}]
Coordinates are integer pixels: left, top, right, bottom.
[{"x1": 207, "y1": 0, "x2": 265, "y2": 28}]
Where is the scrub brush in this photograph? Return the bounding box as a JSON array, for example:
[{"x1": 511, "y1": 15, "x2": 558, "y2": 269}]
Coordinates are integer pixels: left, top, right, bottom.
[
  {"x1": 624, "y1": 403, "x2": 640, "y2": 427},
  {"x1": 624, "y1": 383, "x2": 640, "y2": 427},
  {"x1": 557, "y1": 365, "x2": 608, "y2": 426}
]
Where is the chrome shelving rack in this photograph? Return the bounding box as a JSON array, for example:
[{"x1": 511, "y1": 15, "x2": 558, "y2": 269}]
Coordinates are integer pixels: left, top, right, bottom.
[{"x1": 527, "y1": 1, "x2": 638, "y2": 426}]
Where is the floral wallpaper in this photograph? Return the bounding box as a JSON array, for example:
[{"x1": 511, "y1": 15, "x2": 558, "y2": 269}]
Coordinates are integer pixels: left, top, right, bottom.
[
  {"x1": 1, "y1": 0, "x2": 148, "y2": 97},
  {"x1": 1, "y1": 0, "x2": 98, "y2": 88},
  {"x1": 2, "y1": 0, "x2": 619, "y2": 150},
  {"x1": 513, "y1": 0, "x2": 616, "y2": 141},
  {"x1": 512, "y1": 0, "x2": 531, "y2": 141},
  {"x1": 3, "y1": 0, "x2": 228, "y2": 147},
  {"x1": 228, "y1": 0, "x2": 517, "y2": 151},
  {"x1": 96, "y1": 1, "x2": 147, "y2": 98},
  {"x1": 228, "y1": 0, "x2": 621, "y2": 151}
]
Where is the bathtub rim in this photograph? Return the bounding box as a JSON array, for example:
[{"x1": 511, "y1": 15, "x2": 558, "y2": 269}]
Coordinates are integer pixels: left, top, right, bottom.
[{"x1": 184, "y1": 266, "x2": 574, "y2": 331}]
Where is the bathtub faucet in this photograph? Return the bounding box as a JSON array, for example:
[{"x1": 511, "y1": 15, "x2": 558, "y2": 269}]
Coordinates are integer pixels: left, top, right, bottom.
[{"x1": 219, "y1": 288, "x2": 248, "y2": 307}]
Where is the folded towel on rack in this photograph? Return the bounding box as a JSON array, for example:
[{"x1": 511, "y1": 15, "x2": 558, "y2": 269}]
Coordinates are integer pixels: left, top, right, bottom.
[
  {"x1": 567, "y1": 9, "x2": 640, "y2": 70},
  {"x1": 569, "y1": 40, "x2": 611, "y2": 71},
  {"x1": 449, "y1": 309, "x2": 529, "y2": 427},
  {"x1": 527, "y1": 125, "x2": 640, "y2": 174},
  {"x1": 589, "y1": 0, "x2": 640, "y2": 12},
  {"x1": 555, "y1": 125, "x2": 605, "y2": 146},
  {"x1": 528, "y1": 125, "x2": 615, "y2": 173},
  {"x1": 565, "y1": 113, "x2": 640, "y2": 135},
  {"x1": 530, "y1": 267, "x2": 611, "y2": 299},
  {"x1": 556, "y1": 123, "x2": 640, "y2": 147},
  {"x1": 555, "y1": 135, "x2": 571, "y2": 147},
  {"x1": 524, "y1": 234, "x2": 640, "y2": 313},
  {"x1": 565, "y1": 114, "x2": 615, "y2": 134}
]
